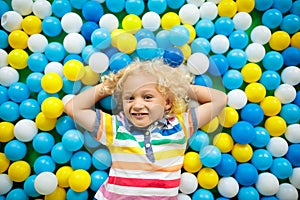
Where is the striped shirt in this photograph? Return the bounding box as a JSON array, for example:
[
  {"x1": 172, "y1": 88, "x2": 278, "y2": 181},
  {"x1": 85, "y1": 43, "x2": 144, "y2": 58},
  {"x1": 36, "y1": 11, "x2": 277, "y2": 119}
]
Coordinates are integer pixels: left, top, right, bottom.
[{"x1": 93, "y1": 109, "x2": 197, "y2": 200}]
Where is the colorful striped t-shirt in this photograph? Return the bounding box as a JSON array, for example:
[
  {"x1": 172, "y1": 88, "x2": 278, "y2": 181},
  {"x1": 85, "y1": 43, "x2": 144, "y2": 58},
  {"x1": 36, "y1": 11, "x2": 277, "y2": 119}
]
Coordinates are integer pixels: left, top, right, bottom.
[{"x1": 93, "y1": 109, "x2": 197, "y2": 200}]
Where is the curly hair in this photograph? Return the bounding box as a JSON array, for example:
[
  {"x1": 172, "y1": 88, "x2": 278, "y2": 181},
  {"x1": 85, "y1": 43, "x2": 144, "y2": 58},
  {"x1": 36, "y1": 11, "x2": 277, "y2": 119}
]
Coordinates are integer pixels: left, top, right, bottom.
[{"x1": 100, "y1": 59, "x2": 192, "y2": 117}]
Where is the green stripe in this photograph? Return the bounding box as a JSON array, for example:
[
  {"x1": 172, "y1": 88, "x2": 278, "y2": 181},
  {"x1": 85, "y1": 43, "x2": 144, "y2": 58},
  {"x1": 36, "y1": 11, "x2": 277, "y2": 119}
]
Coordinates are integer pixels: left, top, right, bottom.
[
  {"x1": 116, "y1": 132, "x2": 137, "y2": 141},
  {"x1": 152, "y1": 137, "x2": 186, "y2": 145}
]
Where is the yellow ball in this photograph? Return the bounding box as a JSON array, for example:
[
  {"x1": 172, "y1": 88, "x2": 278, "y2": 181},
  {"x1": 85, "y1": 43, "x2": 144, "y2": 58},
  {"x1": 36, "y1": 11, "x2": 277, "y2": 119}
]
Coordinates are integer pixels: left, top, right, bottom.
[
  {"x1": 0, "y1": 153, "x2": 10, "y2": 173},
  {"x1": 0, "y1": 122, "x2": 14, "y2": 142},
  {"x1": 241, "y1": 63, "x2": 262, "y2": 83},
  {"x1": 7, "y1": 49, "x2": 28, "y2": 69},
  {"x1": 197, "y1": 168, "x2": 219, "y2": 189},
  {"x1": 63, "y1": 60, "x2": 85, "y2": 81},
  {"x1": 178, "y1": 44, "x2": 191, "y2": 62},
  {"x1": 269, "y1": 31, "x2": 290, "y2": 51},
  {"x1": 231, "y1": 143, "x2": 253, "y2": 163},
  {"x1": 218, "y1": 107, "x2": 239, "y2": 128},
  {"x1": 21, "y1": 15, "x2": 42, "y2": 35},
  {"x1": 41, "y1": 97, "x2": 64, "y2": 119},
  {"x1": 218, "y1": 0, "x2": 237, "y2": 18},
  {"x1": 161, "y1": 12, "x2": 181, "y2": 30},
  {"x1": 260, "y1": 96, "x2": 282, "y2": 116},
  {"x1": 213, "y1": 132, "x2": 234, "y2": 153},
  {"x1": 68, "y1": 169, "x2": 91, "y2": 192},
  {"x1": 8, "y1": 30, "x2": 29, "y2": 49},
  {"x1": 291, "y1": 32, "x2": 300, "y2": 49},
  {"x1": 35, "y1": 112, "x2": 57, "y2": 131},
  {"x1": 183, "y1": 151, "x2": 202, "y2": 173},
  {"x1": 117, "y1": 32, "x2": 137, "y2": 54},
  {"x1": 244, "y1": 82, "x2": 266, "y2": 103},
  {"x1": 111, "y1": 29, "x2": 126, "y2": 47},
  {"x1": 122, "y1": 14, "x2": 142, "y2": 34},
  {"x1": 41, "y1": 72, "x2": 63, "y2": 94},
  {"x1": 201, "y1": 117, "x2": 219, "y2": 133},
  {"x1": 265, "y1": 116, "x2": 287, "y2": 137},
  {"x1": 8, "y1": 160, "x2": 31, "y2": 182},
  {"x1": 56, "y1": 166, "x2": 74, "y2": 188},
  {"x1": 45, "y1": 187, "x2": 66, "y2": 200},
  {"x1": 81, "y1": 66, "x2": 100, "y2": 86},
  {"x1": 236, "y1": 0, "x2": 255, "y2": 13},
  {"x1": 183, "y1": 24, "x2": 196, "y2": 44}
]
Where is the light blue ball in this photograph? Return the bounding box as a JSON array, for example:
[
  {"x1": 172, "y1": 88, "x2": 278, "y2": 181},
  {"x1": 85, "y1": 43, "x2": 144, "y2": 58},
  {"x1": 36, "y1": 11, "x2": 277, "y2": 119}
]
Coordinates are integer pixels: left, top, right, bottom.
[
  {"x1": 234, "y1": 163, "x2": 258, "y2": 186},
  {"x1": 270, "y1": 158, "x2": 293, "y2": 179},
  {"x1": 70, "y1": 150, "x2": 92, "y2": 170},
  {"x1": 4, "y1": 140, "x2": 27, "y2": 161},
  {"x1": 44, "y1": 42, "x2": 66, "y2": 62},
  {"x1": 32, "y1": 132, "x2": 55, "y2": 154},
  {"x1": 0, "y1": 29, "x2": 8, "y2": 48},
  {"x1": 90, "y1": 170, "x2": 108, "y2": 192},
  {"x1": 251, "y1": 126, "x2": 270, "y2": 148},
  {"x1": 0, "y1": 101, "x2": 20, "y2": 122},
  {"x1": 241, "y1": 103, "x2": 264, "y2": 126},
  {"x1": 259, "y1": 70, "x2": 281, "y2": 91},
  {"x1": 33, "y1": 155, "x2": 56, "y2": 174},
  {"x1": 238, "y1": 186, "x2": 260, "y2": 200},
  {"x1": 109, "y1": 52, "x2": 132, "y2": 72},
  {"x1": 37, "y1": 90, "x2": 59, "y2": 105},
  {"x1": 125, "y1": 0, "x2": 145, "y2": 16},
  {"x1": 0, "y1": 85, "x2": 8, "y2": 104},
  {"x1": 280, "y1": 14, "x2": 300, "y2": 34},
  {"x1": 51, "y1": 142, "x2": 73, "y2": 164},
  {"x1": 262, "y1": 9, "x2": 283, "y2": 29},
  {"x1": 192, "y1": 189, "x2": 214, "y2": 200},
  {"x1": 169, "y1": 25, "x2": 190, "y2": 46},
  {"x1": 8, "y1": 82, "x2": 30, "y2": 103},
  {"x1": 66, "y1": 189, "x2": 89, "y2": 200},
  {"x1": 226, "y1": 49, "x2": 247, "y2": 69},
  {"x1": 106, "y1": 0, "x2": 125, "y2": 13},
  {"x1": 42, "y1": 16, "x2": 62, "y2": 37},
  {"x1": 91, "y1": 28, "x2": 112, "y2": 50},
  {"x1": 195, "y1": 19, "x2": 215, "y2": 39},
  {"x1": 23, "y1": 175, "x2": 39, "y2": 198},
  {"x1": 215, "y1": 16, "x2": 234, "y2": 36},
  {"x1": 280, "y1": 103, "x2": 300, "y2": 124},
  {"x1": 251, "y1": 149, "x2": 273, "y2": 171},
  {"x1": 19, "y1": 99, "x2": 40, "y2": 120},
  {"x1": 82, "y1": 1, "x2": 104, "y2": 22},
  {"x1": 147, "y1": 0, "x2": 167, "y2": 15},
  {"x1": 166, "y1": 0, "x2": 185, "y2": 9},
  {"x1": 200, "y1": 145, "x2": 222, "y2": 167},
  {"x1": 92, "y1": 148, "x2": 112, "y2": 170},
  {"x1": 191, "y1": 38, "x2": 211, "y2": 55},
  {"x1": 188, "y1": 130, "x2": 209, "y2": 152},
  {"x1": 6, "y1": 188, "x2": 28, "y2": 200},
  {"x1": 56, "y1": 115, "x2": 76, "y2": 135},
  {"x1": 254, "y1": 0, "x2": 274, "y2": 11},
  {"x1": 272, "y1": 0, "x2": 293, "y2": 14},
  {"x1": 62, "y1": 77, "x2": 82, "y2": 94},
  {"x1": 262, "y1": 51, "x2": 284, "y2": 71},
  {"x1": 208, "y1": 54, "x2": 229, "y2": 76},
  {"x1": 194, "y1": 74, "x2": 213, "y2": 88},
  {"x1": 222, "y1": 69, "x2": 243, "y2": 90},
  {"x1": 62, "y1": 129, "x2": 85, "y2": 152},
  {"x1": 51, "y1": 0, "x2": 72, "y2": 18},
  {"x1": 26, "y1": 72, "x2": 43, "y2": 93},
  {"x1": 229, "y1": 30, "x2": 249, "y2": 49}
]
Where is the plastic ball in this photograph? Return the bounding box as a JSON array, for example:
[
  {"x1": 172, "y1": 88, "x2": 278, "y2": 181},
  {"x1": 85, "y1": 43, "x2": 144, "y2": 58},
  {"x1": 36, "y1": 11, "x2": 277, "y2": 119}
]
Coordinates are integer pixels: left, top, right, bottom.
[
  {"x1": 289, "y1": 167, "x2": 300, "y2": 189},
  {"x1": 229, "y1": 30, "x2": 249, "y2": 49},
  {"x1": 33, "y1": 155, "x2": 56, "y2": 174},
  {"x1": 270, "y1": 158, "x2": 293, "y2": 179},
  {"x1": 231, "y1": 121, "x2": 255, "y2": 144},
  {"x1": 250, "y1": 25, "x2": 271, "y2": 45},
  {"x1": 260, "y1": 96, "x2": 282, "y2": 116},
  {"x1": 0, "y1": 30, "x2": 8, "y2": 49},
  {"x1": 42, "y1": 16, "x2": 62, "y2": 37},
  {"x1": 256, "y1": 172, "x2": 279, "y2": 196},
  {"x1": 25, "y1": 72, "x2": 43, "y2": 93},
  {"x1": 234, "y1": 163, "x2": 258, "y2": 186},
  {"x1": 27, "y1": 52, "x2": 48, "y2": 73},
  {"x1": 23, "y1": 174, "x2": 39, "y2": 198},
  {"x1": 80, "y1": 66, "x2": 100, "y2": 86},
  {"x1": 227, "y1": 89, "x2": 247, "y2": 109},
  {"x1": 197, "y1": 168, "x2": 219, "y2": 189},
  {"x1": 259, "y1": 70, "x2": 281, "y2": 91},
  {"x1": 282, "y1": 47, "x2": 300, "y2": 66},
  {"x1": 281, "y1": 66, "x2": 300, "y2": 86},
  {"x1": 191, "y1": 37, "x2": 211, "y2": 55},
  {"x1": 233, "y1": 12, "x2": 252, "y2": 30},
  {"x1": 4, "y1": 139, "x2": 27, "y2": 161},
  {"x1": 280, "y1": 14, "x2": 300, "y2": 35},
  {"x1": 194, "y1": 74, "x2": 213, "y2": 87},
  {"x1": 35, "y1": 112, "x2": 57, "y2": 131},
  {"x1": 51, "y1": 142, "x2": 73, "y2": 164},
  {"x1": 147, "y1": 0, "x2": 167, "y2": 15},
  {"x1": 195, "y1": 19, "x2": 215, "y2": 39},
  {"x1": 27, "y1": 34, "x2": 48, "y2": 53},
  {"x1": 92, "y1": 148, "x2": 112, "y2": 171},
  {"x1": 286, "y1": 144, "x2": 300, "y2": 167},
  {"x1": 169, "y1": 25, "x2": 190, "y2": 46},
  {"x1": 215, "y1": 154, "x2": 237, "y2": 177},
  {"x1": 56, "y1": 166, "x2": 74, "y2": 188},
  {"x1": 14, "y1": 119, "x2": 38, "y2": 142},
  {"x1": 251, "y1": 149, "x2": 273, "y2": 171},
  {"x1": 265, "y1": 116, "x2": 287, "y2": 137},
  {"x1": 117, "y1": 32, "x2": 137, "y2": 54},
  {"x1": 208, "y1": 54, "x2": 229, "y2": 76},
  {"x1": 201, "y1": 117, "x2": 219, "y2": 133},
  {"x1": 222, "y1": 69, "x2": 243, "y2": 90},
  {"x1": 7, "y1": 82, "x2": 29, "y2": 103},
  {"x1": 45, "y1": 42, "x2": 66, "y2": 62},
  {"x1": 90, "y1": 170, "x2": 108, "y2": 192},
  {"x1": 45, "y1": 62, "x2": 63, "y2": 77},
  {"x1": 6, "y1": 188, "x2": 28, "y2": 200},
  {"x1": 269, "y1": 31, "x2": 290, "y2": 51},
  {"x1": 62, "y1": 59, "x2": 85, "y2": 81},
  {"x1": 218, "y1": 0, "x2": 237, "y2": 18},
  {"x1": 178, "y1": 193, "x2": 191, "y2": 200},
  {"x1": 0, "y1": 86, "x2": 8, "y2": 106},
  {"x1": 37, "y1": 90, "x2": 59, "y2": 105},
  {"x1": 241, "y1": 103, "x2": 263, "y2": 126},
  {"x1": 99, "y1": 13, "x2": 118, "y2": 33},
  {"x1": 105, "y1": 0, "x2": 125, "y2": 13},
  {"x1": 179, "y1": 172, "x2": 198, "y2": 194},
  {"x1": 44, "y1": 186, "x2": 66, "y2": 200},
  {"x1": 8, "y1": 30, "x2": 28, "y2": 49},
  {"x1": 285, "y1": 124, "x2": 300, "y2": 143},
  {"x1": 34, "y1": 172, "x2": 58, "y2": 195},
  {"x1": 241, "y1": 63, "x2": 262, "y2": 83},
  {"x1": 276, "y1": 183, "x2": 298, "y2": 200},
  {"x1": 200, "y1": 145, "x2": 222, "y2": 168},
  {"x1": 245, "y1": 42, "x2": 266, "y2": 63},
  {"x1": 192, "y1": 189, "x2": 214, "y2": 200},
  {"x1": 81, "y1": 21, "x2": 99, "y2": 42},
  {"x1": 56, "y1": 115, "x2": 76, "y2": 135},
  {"x1": 7, "y1": 49, "x2": 28, "y2": 70},
  {"x1": 41, "y1": 72, "x2": 63, "y2": 94},
  {"x1": 155, "y1": 30, "x2": 172, "y2": 49},
  {"x1": 32, "y1": 0, "x2": 52, "y2": 19},
  {"x1": 213, "y1": 133, "x2": 234, "y2": 153},
  {"x1": 215, "y1": 16, "x2": 234, "y2": 36},
  {"x1": 90, "y1": 27, "x2": 112, "y2": 50},
  {"x1": 68, "y1": 169, "x2": 91, "y2": 192},
  {"x1": 1, "y1": 11, "x2": 23, "y2": 32},
  {"x1": 70, "y1": 151, "x2": 92, "y2": 170},
  {"x1": 237, "y1": 186, "x2": 259, "y2": 200},
  {"x1": 141, "y1": 11, "x2": 161, "y2": 32},
  {"x1": 179, "y1": 3, "x2": 200, "y2": 25},
  {"x1": 266, "y1": 136, "x2": 289, "y2": 157},
  {"x1": 217, "y1": 177, "x2": 239, "y2": 198},
  {"x1": 122, "y1": 14, "x2": 142, "y2": 33},
  {"x1": 51, "y1": 0, "x2": 72, "y2": 18},
  {"x1": 210, "y1": 34, "x2": 230, "y2": 54},
  {"x1": 163, "y1": 47, "x2": 184, "y2": 67},
  {"x1": 41, "y1": 97, "x2": 64, "y2": 119},
  {"x1": 262, "y1": 51, "x2": 283, "y2": 71},
  {"x1": 62, "y1": 129, "x2": 84, "y2": 152},
  {"x1": 0, "y1": 122, "x2": 14, "y2": 143},
  {"x1": 275, "y1": 84, "x2": 297, "y2": 104},
  {"x1": 218, "y1": 107, "x2": 239, "y2": 128},
  {"x1": 232, "y1": 143, "x2": 253, "y2": 163},
  {"x1": 63, "y1": 33, "x2": 86, "y2": 54},
  {"x1": 21, "y1": 15, "x2": 42, "y2": 35},
  {"x1": 0, "y1": 174, "x2": 13, "y2": 195},
  {"x1": 125, "y1": 0, "x2": 145, "y2": 16},
  {"x1": 291, "y1": 32, "x2": 300, "y2": 49},
  {"x1": 0, "y1": 49, "x2": 8, "y2": 67},
  {"x1": 136, "y1": 38, "x2": 159, "y2": 60},
  {"x1": 109, "y1": 52, "x2": 132, "y2": 72},
  {"x1": 261, "y1": 8, "x2": 282, "y2": 29},
  {"x1": 244, "y1": 82, "x2": 266, "y2": 103},
  {"x1": 187, "y1": 52, "x2": 209, "y2": 75},
  {"x1": 82, "y1": 1, "x2": 103, "y2": 22},
  {"x1": 8, "y1": 160, "x2": 31, "y2": 182},
  {"x1": 188, "y1": 130, "x2": 209, "y2": 152},
  {"x1": 280, "y1": 104, "x2": 300, "y2": 124},
  {"x1": 199, "y1": 2, "x2": 218, "y2": 20},
  {"x1": 0, "y1": 101, "x2": 20, "y2": 122},
  {"x1": 32, "y1": 132, "x2": 55, "y2": 154}
]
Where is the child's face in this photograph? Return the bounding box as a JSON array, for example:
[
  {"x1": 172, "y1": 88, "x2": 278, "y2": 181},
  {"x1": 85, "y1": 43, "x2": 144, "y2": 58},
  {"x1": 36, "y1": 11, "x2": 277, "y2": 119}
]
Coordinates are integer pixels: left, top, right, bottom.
[{"x1": 121, "y1": 72, "x2": 171, "y2": 128}]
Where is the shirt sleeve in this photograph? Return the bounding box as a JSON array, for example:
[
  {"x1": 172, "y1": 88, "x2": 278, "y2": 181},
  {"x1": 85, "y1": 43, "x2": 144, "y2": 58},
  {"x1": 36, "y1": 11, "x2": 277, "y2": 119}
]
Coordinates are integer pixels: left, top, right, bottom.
[
  {"x1": 92, "y1": 109, "x2": 114, "y2": 146},
  {"x1": 186, "y1": 107, "x2": 199, "y2": 138}
]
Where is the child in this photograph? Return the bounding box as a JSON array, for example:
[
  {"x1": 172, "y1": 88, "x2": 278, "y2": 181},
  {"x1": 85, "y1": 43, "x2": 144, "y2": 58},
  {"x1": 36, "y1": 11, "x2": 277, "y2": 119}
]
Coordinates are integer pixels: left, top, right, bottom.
[{"x1": 64, "y1": 59, "x2": 227, "y2": 199}]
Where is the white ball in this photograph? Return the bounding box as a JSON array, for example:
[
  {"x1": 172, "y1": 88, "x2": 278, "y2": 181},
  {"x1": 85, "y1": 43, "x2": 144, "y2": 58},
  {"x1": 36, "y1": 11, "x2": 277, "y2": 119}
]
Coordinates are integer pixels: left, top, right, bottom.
[
  {"x1": 179, "y1": 4, "x2": 200, "y2": 25},
  {"x1": 34, "y1": 172, "x2": 58, "y2": 195},
  {"x1": 199, "y1": 2, "x2": 218, "y2": 20},
  {"x1": 11, "y1": 0, "x2": 33, "y2": 16},
  {"x1": 178, "y1": 193, "x2": 192, "y2": 200},
  {"x1": 187, "y1": 52, "x2": 209, "y2": 75},
  {"x1": 28, "y1": 33, "x2": 48, "y2": 53},
  {"x1": 142, "y1": 12, "x2": 161, "y2": 32},
  {"x1": 276, "y1": 183, "x2": 299, "y2": 200},
  {"x1": 285, "y1": 124, "x2": 300, "y2": 143},
  {"x1": 14, "y1": 119, "x2": 38, "y2": 142},
  {"x1": 217, "y1": 177, "x2": 239, "y2": 198},
  {"x1": 250, "y1": 25, "x2": 271, "y2": 45},
  {"x1": 210, "y1": 34, "x2": 230, "y2": 54},
  {"x1": 99, "y1": 13, "x2": 119, "y2": 33},
  {"x1": 0, "y1": 174, "x2": 13, "y2": 195},
  {"x1": 0, "y1": 66, "x2": 19, "y2": 86},
  {"x1": 32, "y1": 0, "x2": 52, "y2": 19},
  {"x1": 255, "y1": 172, "x2": 279, "y2": 196},
  {"x1": 61, "y1": 12, "x2": 83, "y2": 33},
  {"x1": 289, "y1": 167, "x2": 300, "y2": 189},
  {"x1": 44, "y1": 62, "x2": 64, "y2": 77},
  {"x1": 179, "y1": 172, "x2": 198, "y2": 194},
  {"x1": 89, "y1": 52, "x2": 109, "y2": 73},
  {"x1": 227, "y1": 89, "x2": 247, "y2": 109},
  {"x1": 187, "y1": 0, "x2": 205, "y2": 7},
  {"x1": 63, "y1": 33, "x2": 86, "y2": 54},
  {"x1": 266, "y1": 137, "x2": 289, "y2": 157},
  {"x1": 1, "y1": 11, "x2": 23, "y2": 32},
  {"x1": 233, "y1": 12, "x2": 252, "y2": 30},
  {"x1": 0, "y1": 49, "x2": 8, "y2": 68},
  {"x1": 274, "y1": 84, "x2": 296, "y2": 104},
  {"x1": 62, "y1": 94, "x2": 75, "y2": 105},
  {"x1": 281, "y1": 66, "x2": 300, "y2": 86},
  {"x1": 245, "y1": 43, "x2": 266, "y2": 63}
]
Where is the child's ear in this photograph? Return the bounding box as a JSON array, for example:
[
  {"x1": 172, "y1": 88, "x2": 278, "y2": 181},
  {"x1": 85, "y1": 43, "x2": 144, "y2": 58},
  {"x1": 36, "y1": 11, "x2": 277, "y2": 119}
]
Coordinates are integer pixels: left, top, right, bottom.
[{"x1": 165, "y1": 97, "x2": 172, "y2": 110}]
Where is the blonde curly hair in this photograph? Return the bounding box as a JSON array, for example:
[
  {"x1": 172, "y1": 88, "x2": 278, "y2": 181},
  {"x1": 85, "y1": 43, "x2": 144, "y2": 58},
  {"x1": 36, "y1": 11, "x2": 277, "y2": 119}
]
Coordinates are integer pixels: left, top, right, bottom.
[{"x1": 100, "y1": 59, "x2": 191, "y2": 117}]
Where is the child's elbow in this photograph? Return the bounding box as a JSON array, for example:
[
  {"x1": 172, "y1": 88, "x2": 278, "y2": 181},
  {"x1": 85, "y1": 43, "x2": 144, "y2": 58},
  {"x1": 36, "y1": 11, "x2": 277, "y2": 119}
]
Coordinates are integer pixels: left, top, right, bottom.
[{"x1": 64, "y1": 100, "x2": 74, "y2": 118}]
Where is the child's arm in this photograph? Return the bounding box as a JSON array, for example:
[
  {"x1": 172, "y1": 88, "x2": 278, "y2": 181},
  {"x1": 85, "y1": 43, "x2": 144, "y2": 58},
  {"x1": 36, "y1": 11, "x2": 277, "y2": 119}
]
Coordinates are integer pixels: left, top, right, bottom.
[{"x1": 188, "y1": 85, "x2": 228, "y2": 128}]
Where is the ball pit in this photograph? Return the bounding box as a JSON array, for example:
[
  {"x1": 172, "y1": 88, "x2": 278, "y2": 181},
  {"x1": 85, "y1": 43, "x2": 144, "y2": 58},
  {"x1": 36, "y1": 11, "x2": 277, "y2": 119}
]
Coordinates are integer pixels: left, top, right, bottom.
[{"x1": 0, "y1": 0, "x2": 299, "y2": 199}]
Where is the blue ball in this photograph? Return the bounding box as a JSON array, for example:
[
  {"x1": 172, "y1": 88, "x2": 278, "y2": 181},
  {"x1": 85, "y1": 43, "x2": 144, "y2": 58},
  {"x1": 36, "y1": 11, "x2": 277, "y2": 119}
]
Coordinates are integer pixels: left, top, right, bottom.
[
  {"x1": 163, "y1": 47, "x2": 184, "y2": 67},
  {"x1": 136, "y1": 38, "x2": 159, "y2": 60},
  {"x1": 51, "y1": 142, "x2": 73, "y2": 164},
  {"x1": 262, "y1": 8, "x2": 283, "y2": 29},
  {"x1": 282, "y1": 47, "x2": 300, "y2": 66},
  {"x1": 208, "y1": 54, "x2": 229, "y2": 76},
  {"x1": 19, "y1": 99, "x2": 40, "y2": 119},
  {"x1": 238, "y1": 186, "x2": 260, "y2": 200},
  {"x1": 91, "y1": 28, "x2": 112, "y2": 50},
  {"x1": 155, "y1": 30, "x2": 173, "y2": 49},
  {"x1": 81, "y1": 21, "x2": 99, "y2": 41},
  {"x1": 259, "y1": 70, "x2": 281, "y2": 91},
  {"x1": 166, "y1": 0, "x2": 185, "y2": 9},
  {"x1": 6, "y1": 188, "x2": 28, "y2": 200},
  {"x1": 200, "y1": 145, "x2": 222, "y2": 167},
  {"x1": 70, "y1": 0, "x2": 88, "y2": 9},
  {"x1": 109, "y1": 52, "x2": 132, "y2": 72},
  {"x1": 71, "y1": 150, "x2": 92, "y2": 170},
  {"x1": 135, "y1": 29, "x2": 155, "y2": 41},
  {"x1": 66, "y1": 189, "x2": 88, "y2": 200},
  {"x1": 188, "y1": 130, "x2": 209, "y2": 152},
  {"x1": 228, "y1": 30, "x2": 249, "y2": 49},
  {"x1": 44, "y1": 42, "x2": 66, "y2": 62},
  {"x1": 215, "y1": 16, "x2": 234, "y2": 36},
  {"x1": 147, "y1": 0, "x2": 167, "y2": 14},
  {"x1": 285, "y1": 143, "x2": 300, "y2": 166},
  {"x1": 63, "y1": 54, "x2": 83, "y2": 64},
  {"x1": 51, "y1": 0, "x2": 72, "y2": 18},
  {"x1": 4, "y1": 140, "x2": 27, "y2": 161},
  {"x1": 23, "y1": 175, "x2": 39, "y2": 198},
  {"x1": 215, "y1": 154, "x2": 237, "y2": 177},
  {"x1": 251, "y1": 149, "x2": 273, "y2": 171},
  {"x1": 195, "y1": 19, "x2": 215, "y2": 39},
  {"x1": 26, "y1": 72, "x2": 43, "y2": 93},
  {"x1": 90, "y1": 170, "x2": 108, "y2": 192},
  {"x1": 62, "y1": 77, "x2": 82, "y2": 94},
  {"x1": 251, "y1": 126, "x2": 270, "y2": 148},
  {"x1": 280, "y1": 14, "x2": 300, "y2": 34},
  {"x1": 280, "y1": 103, "x2": 300, "y2": 124},
  {"x1": 0, "y1": 101, "x2": 20, "y2": 122},
  {"x1": 291, "y1": 0, "x2": 300, "y2": 16},
  {"x1": 8, "y1": 82, "x2": 30, "y2": 103},
  {"x1": 0, "y1": 1, "x2": 9, "y2": 18},
  {"x1": 125, "y1": 0, "x2": 145, "y2": 15},
  {"x1": 92, "y1": 148, "x2": 112, "y2": 170},
  {"x1": 37, "y1": 90, "x2": 59, "y2": 105},
  {"x1": 294, "y1": 91, "x2": 300, "y2": 107},
  {"x1": 99, "y1": 95, "x2": 117, "y2": 111},
  {"x1": 272, "y1": 0, "x2": 293, "y2": 13},
  {"x1": 56, "y1": 115, "x2": 76, "y2": 135},
  {"x1": 254, "y1": 0, "x2": 274, "y2": 11},
  {"x1": 0, "y1": 29, "x2": 8, "y2": 48},
  {"x1": 81, "y1": 45, "x2": 97, "y2": 63},
  {"x1": 261, "y1": 197, "x2": 278, "y2": 200},
  {"x1": 0, "y1": 85, "x2": 8, "y2": 104},
  {"x1": 62, "y1": 129, "x2": 85, "y2": 152},
  {"x1": 192, "y1": 189, "x2": 214, "y2": 200},
  {"x1": 33, "y1": 155, "x2": 56, "y2": 174},
  {"x1": 270, "y1": 158, "x2": 293, "y2": 179},
  {"x1": 103, "y1": 46, "x2": 119, "y2": 59},
  {"x1": 83, "y1": 131, "x2": 101, "y2": 149},
  {"x1": 234, "y1": 163, "x2": 258, "y2": 186},
  {"x1": 82, "y1": 1, "x2": 104, "y2": 22},
  {"x1": 42, "y1": 16, "x2": 62, "y2": 37},
  {"x1": 222, "y1": 69, "x2": 243, "y2": 90},
  {"x1": 194, "y1": 74, "x2": 213, "y2": 87},
  {"x1": 191, "y1": 38, "x2": 211, "y2": 55},
  {"x1": 32, "y1": 132, "x2": 55, "y2": 154},
  {"x1": 232, "y1": 121, "x2": 256, "y2": 144},
  {"x1": 240, "y1": 103, "x2": 264, "y2": 126},
  {"x1": 262, "y1": 51, "x2": 284, "y2": 71},
  {"x1": 169, "y1": 25, "x2": 190, "y2": 46},
  {"x1": 226, "y1": 49, "x2": 247, "y2": 69}
]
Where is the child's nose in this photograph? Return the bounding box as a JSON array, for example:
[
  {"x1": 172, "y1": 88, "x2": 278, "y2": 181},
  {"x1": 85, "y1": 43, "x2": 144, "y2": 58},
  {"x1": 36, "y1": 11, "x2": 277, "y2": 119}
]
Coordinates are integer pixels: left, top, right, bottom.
[{"x1": 132, "y1": 98, "x2": 144, "y2": 109}]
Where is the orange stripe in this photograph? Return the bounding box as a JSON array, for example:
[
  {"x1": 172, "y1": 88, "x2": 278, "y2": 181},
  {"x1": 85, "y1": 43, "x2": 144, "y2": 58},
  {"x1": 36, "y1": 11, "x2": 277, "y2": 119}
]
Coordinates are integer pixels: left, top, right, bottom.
[
  {"x1": 111, "y1": 161, "x2": 183, "y2": 172},
  {"x1": 96, "y1": 111, "x2": 104, "y2": 140}
]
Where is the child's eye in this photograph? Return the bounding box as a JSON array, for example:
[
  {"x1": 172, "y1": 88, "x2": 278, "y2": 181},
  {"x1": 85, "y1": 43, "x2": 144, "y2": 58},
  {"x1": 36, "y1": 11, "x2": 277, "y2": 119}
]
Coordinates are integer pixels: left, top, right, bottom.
[
  {"x1": 124, "y1": 96, "x2": 134, "y2": 101},
  {"x1": 144, "y1": 95, "x2": 153, "y2": 100}
]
